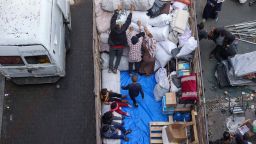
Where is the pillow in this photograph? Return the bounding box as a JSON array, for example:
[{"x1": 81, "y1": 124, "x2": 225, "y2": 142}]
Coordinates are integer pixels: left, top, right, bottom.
[{"x1": 180, "y1": 74, "x2": 198, "y2": 101}]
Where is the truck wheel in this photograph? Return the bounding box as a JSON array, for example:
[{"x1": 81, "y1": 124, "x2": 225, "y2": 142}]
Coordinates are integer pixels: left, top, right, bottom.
[{"x1": 65, "y1": 25, "x2": 71, "y2": 53}]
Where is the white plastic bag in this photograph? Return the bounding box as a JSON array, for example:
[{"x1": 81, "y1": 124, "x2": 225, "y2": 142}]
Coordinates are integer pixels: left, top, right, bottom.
[
  {"x1": 158, "y1": 40, "x2": 177, "y2": 55},
  {"x1": 154, "y1": 84, "x2": 169, "y2": 101},
  {"x1": 168, "y1": 31, "x2": 179, "y2": 44},
  {"x1": 132, "y1": 11, "x2": 150, "y2": 26},
  {"x1": 101, "y1": 53, "x2": 129, "y2": 70},
  {"x1": 100, "y1": 32, "x2": 109, "y2": 44},
  {"x1": 101, "y1": 0, "x2": 155, "y2": 12},
  {"x1": 96, "y1": 12, "x2": 113, "y2": 33},
  {"x1": 148, "y1": 26, "x2": 169, "y2": 42},
  {"x1": 102, "y1": 69, "x2": 121, "y2": 93},
  {"x1": 155, "y1": 43, "x2": 172, "y2": 67},
  {"x1": 176, "y1": 37, "x2": 197, "y2": 57},
  {"x1": 239, "y1": 0, "x2": 247, "y2": 3},
  {"x1": 172, "y1": 1, "x2": 188, "y2": 10},
  {"x1": 169, "y1": 71, "x2": 180, "y2": 92},
  {"x1": 148, "y1": 14, "x2": 171, "y2": 27},
  {"x1": 178, "y1": 26, "x2": 192, "y2": 47},
  {"x1": 155, "y1": 68, "x2": 168, "y2": 83},
  {"x1": 154, "y1": 60, "x2": 161, "y2": 72}
]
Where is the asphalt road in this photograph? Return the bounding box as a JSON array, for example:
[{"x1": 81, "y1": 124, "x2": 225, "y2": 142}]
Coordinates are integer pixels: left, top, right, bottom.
[{"x1": 0, "y1": 0, "x2": 95, "y2": 144}]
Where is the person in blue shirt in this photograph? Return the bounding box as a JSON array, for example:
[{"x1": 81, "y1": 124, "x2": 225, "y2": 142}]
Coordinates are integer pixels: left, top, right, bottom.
[{"x1": 122, "y1": 75, "x2": 144, "y2": 107}]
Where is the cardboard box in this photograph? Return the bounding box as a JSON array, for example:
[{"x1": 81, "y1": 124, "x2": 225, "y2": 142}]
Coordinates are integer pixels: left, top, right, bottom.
[
  {"x1": 166, "y1": 92, "x2": 177, "y2": 107},
  {"x1": 165, "y1": 123, "x2": 187, "y2": 143},
  {"x1": 162, "y1": 96, "x2": 175, "y2": 115}
]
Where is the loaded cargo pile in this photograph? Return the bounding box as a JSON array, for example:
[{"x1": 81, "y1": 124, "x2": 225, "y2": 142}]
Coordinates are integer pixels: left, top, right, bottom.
[{"x1": 93, "y1": 0, "x2": 208, "y2": 143}]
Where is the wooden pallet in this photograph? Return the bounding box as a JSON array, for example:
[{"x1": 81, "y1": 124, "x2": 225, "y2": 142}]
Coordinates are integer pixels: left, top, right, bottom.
[
  {"x1": 149, "y1": 110, "x2": 199, "y2": 144},
  {"x1": 150, "y1": 122, "x2": 171, "y2": 144}
]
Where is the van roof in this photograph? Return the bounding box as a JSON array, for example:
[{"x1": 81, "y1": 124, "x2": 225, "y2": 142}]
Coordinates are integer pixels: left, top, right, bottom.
[{"x1": 0, "y1": 0, "x2": 52, "y2": 46}]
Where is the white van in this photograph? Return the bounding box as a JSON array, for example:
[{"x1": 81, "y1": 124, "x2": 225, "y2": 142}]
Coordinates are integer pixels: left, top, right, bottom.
[{"x1": 0, "y1": 0, "x2": 71, "y2": 84}]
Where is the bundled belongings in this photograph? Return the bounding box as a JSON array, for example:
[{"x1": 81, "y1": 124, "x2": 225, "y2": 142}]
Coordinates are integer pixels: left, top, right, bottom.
[
  {"x1": 171, "y1": 9, "x2": 189, "y2": 34},
  {"x1": 147, "y1": 0, "x2": 166, "y2": 18},
  {"x1": 101, "y1": 0, "x2": 155, "y2": 11},
  {"x1": 162, "y1": 92, "x2": 177, "y2": 114},
  {"x1": 154, "y1": 68, "x2": 170, "y2": 101},
  {"x1": 180, "y1": 73, "x2": 198, "y2": 101},
  {"x1": 230, "y1": 51, "x2": 256, "y2": 77},
  {"x1": 177, "y1": 61, "x2": 191, "y2": 77}
]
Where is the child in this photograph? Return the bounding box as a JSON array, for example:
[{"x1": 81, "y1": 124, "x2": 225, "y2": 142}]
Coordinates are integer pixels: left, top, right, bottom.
[
  {"x1": 110, "y1": 101, "x2": 131, "y2": 116},
  {"x1": 122, "y1": 75, "x2": 144, "y2": 107},
  {"x1": 102, "y1": 111, "x2": 123, "y2": 126},
  {"x1": 100, "y1": 88, "x2": 128, "y2": 104},
  {"x1": 126, "y1": 20, "x2": 145, "y2": 76}
]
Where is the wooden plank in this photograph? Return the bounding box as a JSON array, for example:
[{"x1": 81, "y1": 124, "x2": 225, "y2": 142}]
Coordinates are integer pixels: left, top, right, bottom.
[
  {"x1": 150, "y1": 122, "x2": 170, "y2": 126},
  {"x1": 191, "y1": 110, "x2": 199, "y2": 144},
  {"x1": 169, "y1": 116, "x2": 173, "y2": 123},
  {"x1": 174, "y1": 107, "x2": 191, "y2": 112},
  {"x1": 150, "y1": 139, "x2": 163, "y2": 144},
  {"x1": 150, "y1": 133, "x2": 162, "y2": 137},
  {"x1": 150, "y1": 126, "x2": 163, "y2": 131}
]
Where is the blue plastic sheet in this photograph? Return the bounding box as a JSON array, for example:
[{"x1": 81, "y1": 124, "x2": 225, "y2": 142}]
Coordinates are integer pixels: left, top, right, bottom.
[{"x1": 120, "y1": 72, "x2": 168, "y2": 144}]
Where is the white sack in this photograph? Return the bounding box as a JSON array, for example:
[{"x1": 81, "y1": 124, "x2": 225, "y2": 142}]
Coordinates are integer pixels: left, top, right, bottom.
[
  {"x1": 148, "y1": 14, "x2": 171, "y2": 27},
  {"x1": 96, "y1": 12, "x2": 113, "y2": 33},
  {"x1": 132, "y1": 11, "x2": 150, "y2": 26},
  {"x1": 101, "y1": 0, "x2": 155, "y2": 12},
  {"x1": 171, "y1": 9, "x2": 189, "y2": 34},
  {"x1": 169, "y1": 71, "x2": 180, "y2": 92},
  {"x1": 100, "y1": 43, "x2": 110, "y2": 52},
  {"x1": 102, "y1": 69, "x2": 120, "y2": 93},
  {"x1": 176, "y1": 37, "x2": 197, "y2": 57},
  {"x1": 172, "y1": 1, "x2": 188, "y2": 10},
  {"x1": 154, "y1": 60, "x2": 161, "y2": 72},
  {"x1": 230, "y1": 51, "x2": 256, "y2": 77},
  {"x1": 178, "y1": 26, "x2": 192, "y2": 47},
  {"x1": 101, "y1": 53, "x2": 129, "y2": 71},
  {"x1": 158, "y1": 40, "x2": 177, "y2": 55},
  {"x1": 116, "y1": 10, "x2": 129, "y2": 25},
  {"x1": 168, "y1": 31, "x2": 179, "y2": 44},
  {"x1": 148, "y1": 26, "x2": 169, "y2": 42},
  {"x1": 155, "y1": 43, "x2": 172, "y2": 67},
  {"x1": 239, "y1": 0, "x2": 247, "y2": 3},
  {"x1": 154, "y1": 84, "x2": 169, "y2": 101},
  {"x1": 100, "y1": 32, "x2": 109, "y2": 44},
  {"x1": 155, "y1": 68, "x2": 168, "y2": 83}
]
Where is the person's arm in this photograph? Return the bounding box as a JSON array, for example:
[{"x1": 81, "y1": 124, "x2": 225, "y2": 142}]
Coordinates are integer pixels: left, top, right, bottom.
[
  {"x1": 110, "y1": 10, "x2": 119, "y2": 30},
  {"x1": 139, "y1": 84, "x2": 144, "y2": 99},
  {"x1": 121, "y1": 84, "x2": 129, "y2": 90},
  {"x1": 120, "y1": 5, "x2": 134, "y2": 31},
  {"x1": 115, "y1": 108, "x2": 128, "y2": 116}
]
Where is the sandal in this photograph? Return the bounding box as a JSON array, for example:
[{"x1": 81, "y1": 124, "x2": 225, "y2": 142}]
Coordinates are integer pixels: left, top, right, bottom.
[{"x1": 112, "y1": 68, "x2": 117, "y2": 74}]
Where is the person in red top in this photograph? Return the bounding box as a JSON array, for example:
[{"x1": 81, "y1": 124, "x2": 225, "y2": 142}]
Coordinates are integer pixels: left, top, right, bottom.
[
  {"x1": 110, "y1": 101, "x2": 131, "y2": 116},
  {"x1": 108, "y1": 4, "x2": 134, "y2": 74}
]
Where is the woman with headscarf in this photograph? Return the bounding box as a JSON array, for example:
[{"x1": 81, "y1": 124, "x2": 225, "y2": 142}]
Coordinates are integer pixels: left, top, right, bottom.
[
  {"x1": 202, "y1": 0, "x2": 224, "y2": 22},
  {"x1": 139, "y1": 27, "x2": 157, "y2": 76}
]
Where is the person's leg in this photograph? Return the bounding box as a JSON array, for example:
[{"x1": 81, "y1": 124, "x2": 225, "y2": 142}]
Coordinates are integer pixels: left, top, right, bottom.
[
  {"x1": 114, "y1": 49, "x2": 123, "y2": 70},
  {"x1": 209, "y1": 46, "x2": 218, "y2": 59},
  {"x1": 109, "y1": 133, "x2": 125, "y2": 140},
  {"x1": 109, "y1": 48, "x2": 116, "y2": 71},
  {"x1": 111, "y1": 120, "x2": 122, "y2": 126},
  {"x1": 214, "y1": 46, "x2": 224, "y2": 62},
  {"x1": 130, "y1": 96, "x2": 138, "y2": 107},
  {"x1": 118, "y1": 102, "x2": 129, "y2": 107},
  {"x1": 128, "y1": 62, "x2": 133, "y2": 74},
  {"x1": 112, "y1": 116, "x2": 122, "y2": 121},
  {"x1": 135, "y1": 62, "x2": 140, "y2": 73}
]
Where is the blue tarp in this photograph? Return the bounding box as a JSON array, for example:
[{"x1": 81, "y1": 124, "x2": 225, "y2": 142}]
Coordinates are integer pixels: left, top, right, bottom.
[{"x1": 120, "y1": 72, "x2": 168, "y2": 144}]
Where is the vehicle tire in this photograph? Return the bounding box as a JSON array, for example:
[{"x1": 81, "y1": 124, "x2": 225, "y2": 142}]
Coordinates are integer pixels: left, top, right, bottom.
[{"x1": 65, "y1": 25, "x2": 71, "y2": 53}]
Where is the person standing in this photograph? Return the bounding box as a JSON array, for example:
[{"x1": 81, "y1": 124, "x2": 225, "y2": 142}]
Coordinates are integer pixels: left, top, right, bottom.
[
  {"x1": 122, "y1": 75, "x2": 144, "y2": 107},
  {"x1": 126, "y1": 20, "x2": 145, "y2": 76},
  {"x1": 202, "y1": 0, "x2": 224, "y2": 22},
  {"x1": 108, "y1": 5, "x2": 134, "y2": 74},
  {"x1": 139, "y1": 27, "x2": 157, "y2": 76}
]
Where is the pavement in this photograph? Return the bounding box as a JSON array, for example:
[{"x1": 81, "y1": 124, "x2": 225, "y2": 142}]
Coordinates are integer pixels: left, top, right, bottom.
[
  {"x1": 196, "y1": 0, "x2": 256, "y2": 141},
  {"x1": 0, "y1": 0, "x2": 95, "y2": 144}
]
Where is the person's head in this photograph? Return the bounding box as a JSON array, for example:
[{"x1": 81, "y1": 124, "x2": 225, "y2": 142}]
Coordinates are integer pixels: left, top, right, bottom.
[
  {"x1": 131, "y1": 75, "x2": 138, "y2": 83},
  {"x1": 101, "y1": 88, "x2": 108, "y2": 96},
  {"x1": 102, "y1": 111, "x2": 113, "y2": 121},
  {"x1": 111, "y1": 102, "x2": 118, "y2": 109},
  {"x1": 114, "y1": 23, "x2": 122, "y2": 31},
  {"x1": 198, "y1": 22, "x2": 205, "y2": 30},
  {"x1": 223, "y1": 131, "x2": 231, "y2": 141},
  {"x1": 131, "y1": 32, "x2": 145, "y2": 45}
]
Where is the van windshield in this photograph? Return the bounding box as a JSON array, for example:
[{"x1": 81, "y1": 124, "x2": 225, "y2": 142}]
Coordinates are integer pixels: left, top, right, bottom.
[
  {"x1": 25, "y1": 55, "x2": 50, "y2": 64},
  {"x1": 0, "y1": 56, "x2": 25, "y2": 66}
]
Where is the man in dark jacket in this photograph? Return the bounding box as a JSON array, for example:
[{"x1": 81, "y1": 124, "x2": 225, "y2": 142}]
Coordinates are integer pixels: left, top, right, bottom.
[
  {"x1": 108, "y1": 5, "x2": 134, "y2": 74},
  {"x1": 208, "y1": 27, "x2": 236, "y2": 61},
  {"x1": 101, "y1": 124, "x2": 131, "y2": 141},
  {"x1": 122, "y1": 75, "x2": 144, "y2": 107}
]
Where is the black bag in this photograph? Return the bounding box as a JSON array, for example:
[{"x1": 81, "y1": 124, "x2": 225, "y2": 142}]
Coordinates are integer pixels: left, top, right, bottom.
[{"x1": 147, "y1": 0, "x2": 166, "y2": 18}]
